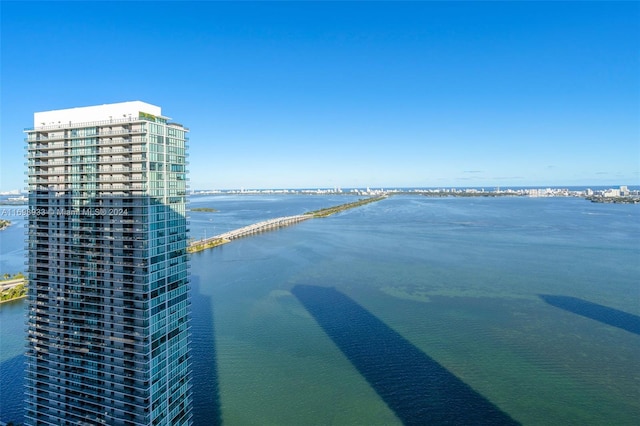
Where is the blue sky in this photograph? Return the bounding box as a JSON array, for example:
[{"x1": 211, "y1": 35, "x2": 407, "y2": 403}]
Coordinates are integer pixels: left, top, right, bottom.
[{"x1": 1, "y1": 1, "x2": 638, "y2": 190}]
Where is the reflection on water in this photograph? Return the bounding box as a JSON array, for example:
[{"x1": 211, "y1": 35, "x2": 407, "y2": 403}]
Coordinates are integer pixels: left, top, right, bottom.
[
  {"x1": 0, "y1": 298, "x2": 27, "y2": 423},
  {"x1": 190, "y1": 276, "x2": 222, "y2": 426},
  {"x1": 0, "y1": 354, "x2": 24, "y2": 423}
]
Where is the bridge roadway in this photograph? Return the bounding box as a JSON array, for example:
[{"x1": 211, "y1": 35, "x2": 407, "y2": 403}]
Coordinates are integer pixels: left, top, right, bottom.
[
  {"x1": 0, "y1": 278, "x2": 26, "y2": 292},
  {"x1": 188, "y1": 214, "x2": 312, "y2": 250}
]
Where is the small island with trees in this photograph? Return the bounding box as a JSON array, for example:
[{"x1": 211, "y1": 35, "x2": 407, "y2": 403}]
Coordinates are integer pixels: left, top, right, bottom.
[
  {"x1": 0, "y1": 219, "x2": 11, "y2": 231},
  {"x1": 191, "y1": 207, "x2": 218, "y2": 212},
  {"x1": 307, "y1": 196, "x2": 387, "y2": 217},
  {"x1": 585, "y1": 196, "x2": 640, "y2": 204}
]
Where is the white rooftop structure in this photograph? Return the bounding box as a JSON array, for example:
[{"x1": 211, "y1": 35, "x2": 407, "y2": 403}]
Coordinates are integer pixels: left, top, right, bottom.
[{"x1": 33, "y1": 101, "x2": 165, "y2": 128}]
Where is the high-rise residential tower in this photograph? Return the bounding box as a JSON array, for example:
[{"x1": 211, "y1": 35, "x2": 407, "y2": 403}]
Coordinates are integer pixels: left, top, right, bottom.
[{"x1": 24, "y1": 101, "x2": 191, "y2": 425}]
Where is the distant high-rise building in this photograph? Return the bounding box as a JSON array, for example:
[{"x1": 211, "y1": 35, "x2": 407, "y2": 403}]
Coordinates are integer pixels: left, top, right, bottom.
[{"x1": 25, "y1": 101, "x2": 191, "y2": 425}]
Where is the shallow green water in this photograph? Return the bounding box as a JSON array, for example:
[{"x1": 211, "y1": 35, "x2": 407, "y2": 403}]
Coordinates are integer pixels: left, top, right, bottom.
[{"x1": 189, "y1": 196, "x2": 639, "y2": 425}]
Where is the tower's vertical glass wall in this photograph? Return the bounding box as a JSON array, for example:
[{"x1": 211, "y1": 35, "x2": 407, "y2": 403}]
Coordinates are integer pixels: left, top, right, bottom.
[{"x1": 24, "y1": 102, "x2": 191, "y2": 425}]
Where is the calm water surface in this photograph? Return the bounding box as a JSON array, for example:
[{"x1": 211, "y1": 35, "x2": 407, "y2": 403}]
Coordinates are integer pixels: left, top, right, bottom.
[{"x1": 1, "y1": 195, "x2": 639, "y2": 424}]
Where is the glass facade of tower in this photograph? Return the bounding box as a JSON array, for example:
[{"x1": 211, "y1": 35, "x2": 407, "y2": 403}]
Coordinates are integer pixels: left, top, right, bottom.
[{"x1": 24, "y1": 102, "x2": 191, "y2": 425}]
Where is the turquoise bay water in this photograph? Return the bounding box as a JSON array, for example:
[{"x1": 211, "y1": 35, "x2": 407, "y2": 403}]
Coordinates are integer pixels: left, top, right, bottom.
[{"x1": 2, "y1": 195, "x2": 639, "y2": 424}]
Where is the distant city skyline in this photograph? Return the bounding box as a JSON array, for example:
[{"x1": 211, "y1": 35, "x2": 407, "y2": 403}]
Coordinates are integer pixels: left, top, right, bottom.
[{"x1": 1, "y1": 1, "x2": 638, "y2": 191}]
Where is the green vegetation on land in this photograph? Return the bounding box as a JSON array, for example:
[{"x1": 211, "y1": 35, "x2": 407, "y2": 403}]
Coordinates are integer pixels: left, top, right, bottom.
[
  {"x1": 2, "y1": 272, "x2": 24, "y2": 280},
  {"x1": 306, "y1": 196, "x2": 387, "y2": 218},
  {"x1": 191, "y1": 207, "x2": 219, "y2": 212},
  {"x1": 187, "y1": 238, "x2": 230, "y2": 253},
  {"x1": 1, "y1": 283, "x2": 27, "y2": 302},
  {"x1": 1, "y1": 273, "x2": 27, "y2": 303},
  {"x1": 420, "y1": 191, "x2": 516, "y2": 198},
  {"x1": 586, "y1": 196, "x2": 640, "y2": 204},
  {"x1": 0, "y1": 219, "x2": 11, "y2": 230}
]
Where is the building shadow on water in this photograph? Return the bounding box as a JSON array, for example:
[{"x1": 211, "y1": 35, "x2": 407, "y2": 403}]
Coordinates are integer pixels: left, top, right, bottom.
[
  {"x1": 0, "y1": 354, "x2": 25, "y2": 424},
  {"x1": 190, "y1": 275, "x2": 222, "y2": 426},
  {"x1": 291, "y1": 285, "x2": 518, "y2": 426},
  {"x1": 539, "y1": 294, "x2": 640, "y2": 336}
]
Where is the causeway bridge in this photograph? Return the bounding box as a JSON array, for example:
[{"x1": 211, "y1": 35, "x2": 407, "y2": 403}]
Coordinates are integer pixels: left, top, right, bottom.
[
  {"x1": 187, "y1": 196, "x2": 386, "y2": 253},
  {"x1": 0, "y1": 278, "x2": 26, "y2": 292},
  {"x1": 188, "y1": 214, "x2": 312, "y2": 252}
]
